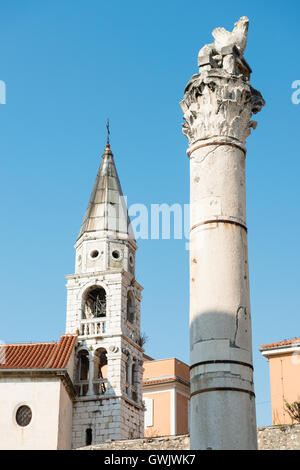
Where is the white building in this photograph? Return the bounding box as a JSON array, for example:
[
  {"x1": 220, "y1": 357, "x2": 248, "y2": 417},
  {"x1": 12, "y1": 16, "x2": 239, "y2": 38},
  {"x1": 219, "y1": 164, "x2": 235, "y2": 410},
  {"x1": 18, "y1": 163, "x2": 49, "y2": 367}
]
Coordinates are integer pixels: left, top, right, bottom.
[{"x1": 0, "y1": 141, "x2": 144, "y2": 449}]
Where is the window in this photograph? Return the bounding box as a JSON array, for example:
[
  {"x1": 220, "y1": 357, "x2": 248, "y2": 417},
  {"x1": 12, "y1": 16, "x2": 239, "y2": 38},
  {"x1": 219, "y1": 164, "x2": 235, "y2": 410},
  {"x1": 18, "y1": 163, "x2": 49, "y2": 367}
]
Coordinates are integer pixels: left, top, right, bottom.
[
  {"x1": 131, "y1": 361, "x2": 138, "y2": 402},
  {"x1": 132, "y1": 362, "x2": 136, "y2": 386},
  {"x1": 125, "y1": 360, "x2": 130, "y2": 396},
  {"x1": 76, "y1": 349, "x2": 89, "y2": 396},
  {"x1": 78, "y1": 350, "x2": 89, "y2": 381},
  {"x1": 16, "y1": 405, "x2": 32, "y2": 427},
  {"x1": 86, "y1": 428, "x2": 92, "y2": 446},
  {"x1": 112, "y1": 250, "x2": 121, "y2": 260},
  {"x1": 93, "y1": 348, "x2": 108, "y2": 395},
  {"x1": 90, "y1": 250, "x2": 99, "y2": 259},
  {"x1": 144, "y1": 398, "x2": 153, "y2": 428},
  {"x1": 83, "y1": 287, "x2": 106, "y2": 318},
  {"x1": 127, "y1": 291, "x2": 135, "y2": 323},
  {"x1": 125, "y1": 357, "x2": 138, "y2": 402}
]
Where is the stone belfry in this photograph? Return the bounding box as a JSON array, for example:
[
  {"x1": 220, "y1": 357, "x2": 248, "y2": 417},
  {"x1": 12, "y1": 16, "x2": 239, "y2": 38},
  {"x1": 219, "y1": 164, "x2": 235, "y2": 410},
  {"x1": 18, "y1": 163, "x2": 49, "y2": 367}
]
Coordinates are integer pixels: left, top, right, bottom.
[
  {"x1": 180, "y1": 17, "x2": 265, "y2": 449},
  {"x1": 65, "y1": 134, "x2": 144, "y2": 448}
]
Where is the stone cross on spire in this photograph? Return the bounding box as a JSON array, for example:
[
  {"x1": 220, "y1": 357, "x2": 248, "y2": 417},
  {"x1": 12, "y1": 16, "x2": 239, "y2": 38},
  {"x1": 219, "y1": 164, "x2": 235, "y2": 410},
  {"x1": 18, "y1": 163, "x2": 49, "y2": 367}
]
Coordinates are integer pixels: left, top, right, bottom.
[{"x1": 106, "y1": 118, "x2": 110, "y2": 149}]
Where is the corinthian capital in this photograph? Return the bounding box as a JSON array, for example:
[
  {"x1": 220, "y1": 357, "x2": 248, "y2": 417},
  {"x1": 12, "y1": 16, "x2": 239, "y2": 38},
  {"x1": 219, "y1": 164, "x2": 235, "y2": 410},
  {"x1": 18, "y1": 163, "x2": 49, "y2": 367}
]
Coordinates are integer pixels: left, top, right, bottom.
[{"x1": 180, "y1": 17, "x2": 265, "y2": 147}]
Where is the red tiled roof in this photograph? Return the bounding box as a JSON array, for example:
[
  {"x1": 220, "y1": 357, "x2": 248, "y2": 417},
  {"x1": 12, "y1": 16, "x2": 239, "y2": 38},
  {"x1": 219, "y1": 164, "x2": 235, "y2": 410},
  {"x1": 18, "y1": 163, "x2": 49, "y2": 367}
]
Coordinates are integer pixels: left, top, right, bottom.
[
  {"x1": 143, "y1": 377, "x2": 176, "y2": 385},
  {"x1": 260, "y1": 338, "x2": 300, "y2": 351},
  {"x1": 0, "y1": 334, "x2": 77, "y2": 370},
  {"x1": 143, "y1": 375, "x2": 190, "y2": 386}
]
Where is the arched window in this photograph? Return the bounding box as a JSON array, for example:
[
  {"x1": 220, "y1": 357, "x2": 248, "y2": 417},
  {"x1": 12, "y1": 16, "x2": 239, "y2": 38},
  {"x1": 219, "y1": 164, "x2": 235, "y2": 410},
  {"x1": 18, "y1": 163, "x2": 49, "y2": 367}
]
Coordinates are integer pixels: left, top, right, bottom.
[
  {"x1": 78, "y1": 350, "x2": 89, "y2": 381},
  {"x1": 132, "y1": 362, "x2": 136, "y2": 386},
  {"x1": 125, "y1": 360, "x2": 130, "y2": 395},
  {"x1": 131, "y1": 360, "x2": 138, "y2": 402},
  {"x1": 85, "y1": 428, "x2": 92, "y2": 446},
  {"x1": 127, "y1": 291, "x2": 135, "y2": 323},
  {"x1": 83, "y1": 286, "x2": 106, "y2": 319},
  {"x1": 93, "y1": 348, "x2": 108, "y2": 395},
  {"x1": 76, "y1": 349, "x2": 89, "y2": 396}
]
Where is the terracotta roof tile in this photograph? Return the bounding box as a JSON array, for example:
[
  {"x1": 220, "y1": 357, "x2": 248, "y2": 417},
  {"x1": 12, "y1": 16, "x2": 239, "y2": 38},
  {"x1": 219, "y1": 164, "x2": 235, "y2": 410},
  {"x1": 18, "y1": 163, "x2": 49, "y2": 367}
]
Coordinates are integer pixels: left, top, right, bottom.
[
  {"x1": 0, "y1": 334, "x2": 77, "y2": 370},
  {"x1": 48, "y1": 334, "x2": 77, "y2": 369},
  {"x1": 260, "y1": 338, "x2": 300, "y2": 350},
  {"x1": 143, "y1": 377, "x2": 176, "y2": 385},
  {"x1": 143, "y1": 375, "x2": 190, "y2": 386}
]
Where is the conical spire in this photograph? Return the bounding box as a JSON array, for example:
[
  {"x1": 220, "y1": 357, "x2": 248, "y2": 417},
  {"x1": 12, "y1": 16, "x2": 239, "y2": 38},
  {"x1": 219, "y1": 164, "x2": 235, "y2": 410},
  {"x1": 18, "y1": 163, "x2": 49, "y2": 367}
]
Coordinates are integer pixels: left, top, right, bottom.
[{"x1": 77, "y1": 143, "x2": 134, "y2": 241}]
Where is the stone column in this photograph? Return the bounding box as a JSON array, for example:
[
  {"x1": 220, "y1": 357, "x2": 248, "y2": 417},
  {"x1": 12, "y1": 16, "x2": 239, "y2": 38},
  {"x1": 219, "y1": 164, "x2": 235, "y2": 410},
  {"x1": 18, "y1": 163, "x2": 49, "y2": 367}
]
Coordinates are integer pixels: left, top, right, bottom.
[{"x1": 180, "y1": 17, "x2": 265, "y2": 450}]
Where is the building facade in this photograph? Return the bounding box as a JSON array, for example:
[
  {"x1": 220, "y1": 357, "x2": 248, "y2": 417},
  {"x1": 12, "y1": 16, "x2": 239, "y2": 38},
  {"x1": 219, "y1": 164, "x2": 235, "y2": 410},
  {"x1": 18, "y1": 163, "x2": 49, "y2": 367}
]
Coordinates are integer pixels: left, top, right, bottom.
[
  {"x1": 261, "y1": 338, "x2": 300, "y2": 425},
  {"x1": 143, "y1": 358, "x2": 190, "y2": 437},
  {"x1": 0, "y1": 335, "x2": 77, "y2": 450},
  {"x1": 0, "y1": 141, "x2": 145, "y2": 449}
]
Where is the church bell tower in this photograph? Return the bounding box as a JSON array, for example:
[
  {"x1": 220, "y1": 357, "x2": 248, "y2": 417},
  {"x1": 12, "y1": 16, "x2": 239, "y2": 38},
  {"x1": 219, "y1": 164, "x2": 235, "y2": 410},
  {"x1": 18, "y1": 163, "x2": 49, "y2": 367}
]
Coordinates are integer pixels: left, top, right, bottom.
[{"x1": 65, "y1": 136, "x2": 144, "y2": 448}]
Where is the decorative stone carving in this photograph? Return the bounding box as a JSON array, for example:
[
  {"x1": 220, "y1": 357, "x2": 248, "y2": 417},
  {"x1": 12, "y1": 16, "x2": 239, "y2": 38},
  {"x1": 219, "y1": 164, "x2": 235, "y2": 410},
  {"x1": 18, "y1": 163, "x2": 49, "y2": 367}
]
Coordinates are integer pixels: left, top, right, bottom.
[
  {"x1": 198, "y1": 17, "x2": 249, "y2": 73},
  {"x1": 180, "y1": 17, "x2": 265, "y2": 148},
  {"x1": 108, "y1": 345, "x2": 118, "y2": 353}
]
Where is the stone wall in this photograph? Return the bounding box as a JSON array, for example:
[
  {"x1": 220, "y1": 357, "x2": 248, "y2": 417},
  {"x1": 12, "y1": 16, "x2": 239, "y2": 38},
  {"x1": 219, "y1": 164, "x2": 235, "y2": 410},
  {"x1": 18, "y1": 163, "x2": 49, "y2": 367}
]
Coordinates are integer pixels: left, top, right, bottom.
[
  {"x1": 72, "y1": 398, "x2": 122, "y2": 449},
  {"x1": 78, "y1": 425, "x2": 300, "y2": 450},
  {"x1": 78, "y1": 434, "x2": 190, "y2": 450},
  {"x1": 258, "y1": 424, "x2": 300, "y2": 450},
  {"x1": 72, "y1": 396, "x2": 144, "y2": 448}
]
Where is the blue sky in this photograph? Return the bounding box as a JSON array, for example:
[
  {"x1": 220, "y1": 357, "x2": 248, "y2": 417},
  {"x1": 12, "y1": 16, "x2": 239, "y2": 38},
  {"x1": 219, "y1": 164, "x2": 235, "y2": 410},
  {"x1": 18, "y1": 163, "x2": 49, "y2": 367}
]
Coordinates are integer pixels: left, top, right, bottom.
[{"x1": 0, "y1": 0, "x2": 299, "y2": 427}]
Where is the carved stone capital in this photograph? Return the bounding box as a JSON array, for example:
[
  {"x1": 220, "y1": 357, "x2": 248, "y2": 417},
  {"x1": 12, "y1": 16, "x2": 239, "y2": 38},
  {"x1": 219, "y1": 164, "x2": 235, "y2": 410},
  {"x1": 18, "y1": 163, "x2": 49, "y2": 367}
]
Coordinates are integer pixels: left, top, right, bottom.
[
  {"x1": 122, "y1": 347, "x2": 130, "y2": 356},
  {"x1": 180, "y1": 69, "x2": 265, "y2": 147}
]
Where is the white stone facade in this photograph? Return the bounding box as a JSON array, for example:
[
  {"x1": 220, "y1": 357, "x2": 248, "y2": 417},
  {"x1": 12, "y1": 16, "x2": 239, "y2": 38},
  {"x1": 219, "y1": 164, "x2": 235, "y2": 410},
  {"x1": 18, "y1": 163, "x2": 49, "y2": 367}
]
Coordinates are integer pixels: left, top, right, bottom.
[
  {"x1": 72, "y1": 396, "x2": 144, "y2": 449},
  {"x1": 0, "y1": 376, "x2": 73, "y2": 450},
  {"x1": 66, "y1": 144, "x2": 144, "y2": 448}
]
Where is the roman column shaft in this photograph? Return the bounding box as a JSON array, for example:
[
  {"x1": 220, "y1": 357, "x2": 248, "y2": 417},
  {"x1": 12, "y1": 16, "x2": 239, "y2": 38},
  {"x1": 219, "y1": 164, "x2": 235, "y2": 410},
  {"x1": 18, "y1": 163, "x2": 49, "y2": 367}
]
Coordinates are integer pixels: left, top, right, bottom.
[{"x1": 180, "y1": 17, "x2": 265, "y2": 450}]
